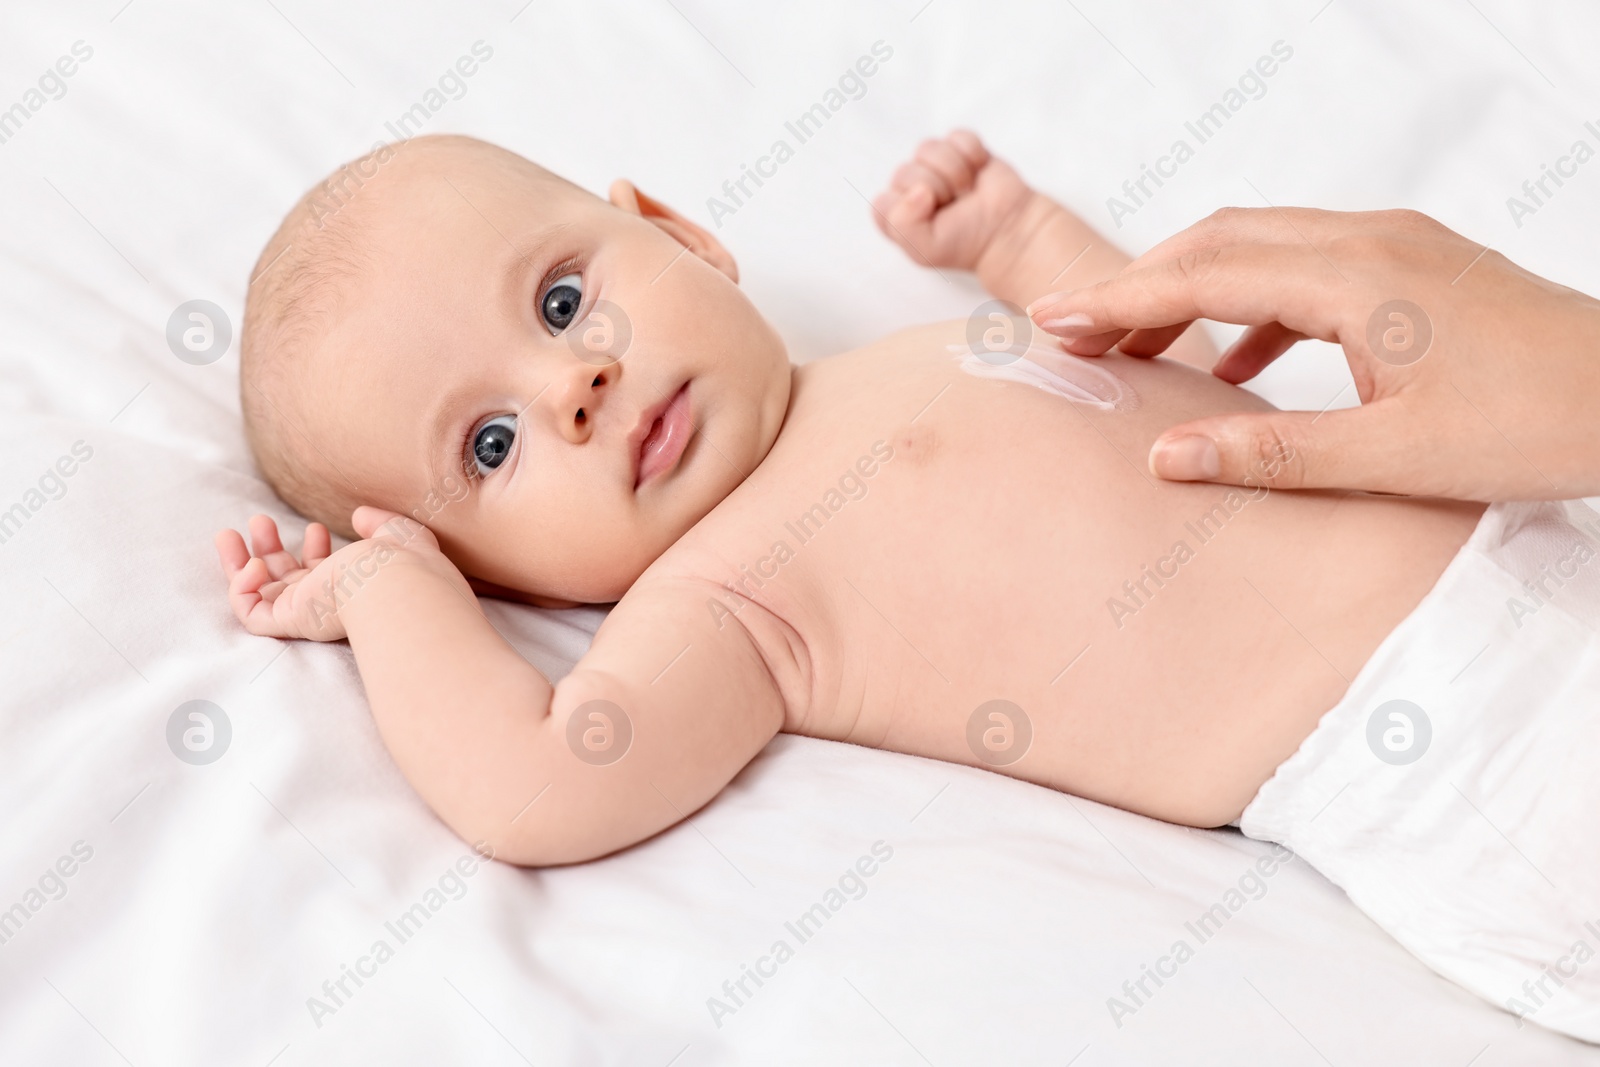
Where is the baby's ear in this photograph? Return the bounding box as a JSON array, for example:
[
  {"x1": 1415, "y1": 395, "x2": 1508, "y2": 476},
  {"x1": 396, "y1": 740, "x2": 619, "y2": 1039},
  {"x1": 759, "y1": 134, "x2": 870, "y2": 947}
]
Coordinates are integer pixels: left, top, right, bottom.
[{"x1": 608, "y1": 180, "x2": 739, "y2": 283}]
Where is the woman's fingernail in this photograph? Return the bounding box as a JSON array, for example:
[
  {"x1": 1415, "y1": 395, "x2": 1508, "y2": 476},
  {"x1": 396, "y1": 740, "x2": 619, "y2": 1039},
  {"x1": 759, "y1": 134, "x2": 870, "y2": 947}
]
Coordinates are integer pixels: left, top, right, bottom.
[
  {"x1": 1037, "y1": 313, "x2": 1096, "y2": 334},
  {"x1": 1150, "y1": 435, "x2": 1220, "y2": 480},
  {"x1": 1025, "y1": 291, "x2": 1069, "y2": 315}
]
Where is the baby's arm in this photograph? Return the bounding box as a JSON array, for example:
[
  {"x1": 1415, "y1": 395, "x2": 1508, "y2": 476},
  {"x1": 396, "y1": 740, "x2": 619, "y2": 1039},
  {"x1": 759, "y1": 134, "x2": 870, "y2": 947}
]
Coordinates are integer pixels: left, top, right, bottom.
[
  {"x1": 873, "y1": 131, "x2": 1218, "y2": 370},
  {"x1": 217, "y1": 509, "x2": 783, "y2": 865}
]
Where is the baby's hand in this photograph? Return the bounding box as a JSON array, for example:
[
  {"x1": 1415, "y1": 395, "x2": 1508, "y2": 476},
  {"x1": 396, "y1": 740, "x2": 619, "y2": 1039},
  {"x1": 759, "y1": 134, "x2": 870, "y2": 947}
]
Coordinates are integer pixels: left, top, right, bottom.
[
  {"x1": 872, "y1": 129, "x2": 1034, "y2": 273},
  {"x1": 215, "y1": 506, "x2": 461, "y2": 642}
]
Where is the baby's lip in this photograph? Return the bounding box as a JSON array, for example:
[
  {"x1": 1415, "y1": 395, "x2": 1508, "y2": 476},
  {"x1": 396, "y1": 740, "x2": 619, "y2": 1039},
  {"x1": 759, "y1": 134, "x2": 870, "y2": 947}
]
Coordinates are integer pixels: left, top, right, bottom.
[{"x1": 629, "y1": 381, "x2": 693, "y2": 490}]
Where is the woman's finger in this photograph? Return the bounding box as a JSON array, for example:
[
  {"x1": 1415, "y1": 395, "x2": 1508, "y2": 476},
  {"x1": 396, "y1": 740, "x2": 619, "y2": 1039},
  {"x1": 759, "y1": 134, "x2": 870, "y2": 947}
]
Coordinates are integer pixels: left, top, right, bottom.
[
  {"x1": 1211, "y1": 321, "x2": 1309, "y2": 385},
  {"x1": 1116, "y1": 321, "x2": 1196, "y2": 358},
  {"x1": 1058, "y1": 328, "x2": 1131, "y2": 357},
  {"x1": 1147, "y1": 398, "x2": 1435, "y2": 495},
  {"x1": 1030, "y1": 243, "x2": 1346, "y2": 345},
  {"x1": 1122, "y1": 206, "x2": 1356, "y2": 275}
]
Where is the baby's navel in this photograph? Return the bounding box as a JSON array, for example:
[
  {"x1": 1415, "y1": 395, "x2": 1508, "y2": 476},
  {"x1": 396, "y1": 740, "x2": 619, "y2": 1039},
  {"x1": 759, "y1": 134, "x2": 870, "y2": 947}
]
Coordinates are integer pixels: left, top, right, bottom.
[
  {"x1": 888, "y1": 424, "x2": 937, "y2": 468},
  {"x1": 945, "y1": 342, "x2": 1139, "y2": 412}
]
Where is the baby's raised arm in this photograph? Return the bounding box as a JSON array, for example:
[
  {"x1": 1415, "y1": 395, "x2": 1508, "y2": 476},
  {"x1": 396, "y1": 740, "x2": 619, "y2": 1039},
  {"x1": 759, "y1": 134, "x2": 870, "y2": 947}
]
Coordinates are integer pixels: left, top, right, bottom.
[
  {"x1": 872, "y1": 130, "x2": 1217, "y2": 369},
  {"x1": 217, "y1": 510, "x2": 784, "y2": 865}
]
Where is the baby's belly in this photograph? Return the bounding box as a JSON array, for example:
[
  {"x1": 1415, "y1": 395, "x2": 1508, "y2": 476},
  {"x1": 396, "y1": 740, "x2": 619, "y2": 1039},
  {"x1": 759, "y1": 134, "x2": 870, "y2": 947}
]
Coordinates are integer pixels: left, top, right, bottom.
[{"x1": 680, "y1": 326, "x2": 1482, "y2": 826}]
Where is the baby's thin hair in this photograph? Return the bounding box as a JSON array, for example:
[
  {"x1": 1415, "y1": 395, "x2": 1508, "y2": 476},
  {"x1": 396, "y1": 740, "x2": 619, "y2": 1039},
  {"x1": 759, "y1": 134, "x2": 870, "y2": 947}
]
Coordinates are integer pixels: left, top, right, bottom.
[{"x1": 240, "y1": 141, "x2": 406, "y2": 541}]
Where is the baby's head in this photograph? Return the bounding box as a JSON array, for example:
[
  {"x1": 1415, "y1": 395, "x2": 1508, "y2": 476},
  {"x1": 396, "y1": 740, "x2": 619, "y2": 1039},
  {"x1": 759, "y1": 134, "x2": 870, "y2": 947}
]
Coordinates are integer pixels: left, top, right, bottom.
[{"x1": 242, "y1": 135, "x2": 791, "y2": 606}]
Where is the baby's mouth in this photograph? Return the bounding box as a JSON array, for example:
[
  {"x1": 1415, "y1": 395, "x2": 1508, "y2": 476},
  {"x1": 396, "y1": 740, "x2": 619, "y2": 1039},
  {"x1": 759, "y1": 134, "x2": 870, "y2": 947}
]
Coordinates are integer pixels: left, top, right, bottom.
[{"x1": 633, "y1": 382, "x2": 693, "y2": 490}]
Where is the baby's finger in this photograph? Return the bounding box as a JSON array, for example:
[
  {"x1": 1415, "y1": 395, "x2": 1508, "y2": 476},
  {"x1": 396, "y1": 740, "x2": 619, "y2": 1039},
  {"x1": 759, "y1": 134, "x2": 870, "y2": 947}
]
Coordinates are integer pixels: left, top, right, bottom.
[
  {"x1": 249, "y1": 514, "x2": 308, "y2": 580},
  {"x1": 891, "y1": 161, "x2": 953, "y2": 205},
  {"x1": 946, "y1": 129, "x2": 990, "y2": 170},
  {"x1": 226, "y1": 556, "x2": 270, "y2": 625},
  {"x1": 881, "y1": 187, "x2": 938, "y2": 262},
  {"x1": 352, "y1": 505, "x2": 398, "y2": 540},
  {"x1": 248, "y1": 514, "x2": 284, "y2": 559},
  {"x1": 914, "y1": 138, "x2": 978, "y2": 196},
  {"x1": 870, "y1": 190, "x2": 898, "y2": 239},
  {"x1": 302, "y1": 523, "x2": 332, "y2": 569},
  {"x1": 887, "y1": 160, "x2": 922, "y2": 194},
  {"x1": 352, "y1": 505, "x2": 439, "y2": 552},
  {"x1": 215, "y1": 529, "x2": 251, "y2": 578}
]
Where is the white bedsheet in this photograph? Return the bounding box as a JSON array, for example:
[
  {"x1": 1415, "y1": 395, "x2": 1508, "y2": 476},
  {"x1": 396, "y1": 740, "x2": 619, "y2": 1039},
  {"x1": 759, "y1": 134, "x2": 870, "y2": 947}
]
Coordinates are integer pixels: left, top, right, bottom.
[{"x1": 2, "y1": 1, "x2": 1598, "y2": 1062}]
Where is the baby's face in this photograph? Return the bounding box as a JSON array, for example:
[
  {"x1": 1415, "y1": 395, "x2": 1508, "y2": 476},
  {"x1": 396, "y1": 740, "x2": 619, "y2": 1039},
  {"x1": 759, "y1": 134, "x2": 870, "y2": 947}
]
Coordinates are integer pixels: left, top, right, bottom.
[{"x1": 309, "y1": 146, "x2": 791, "y2": 604}]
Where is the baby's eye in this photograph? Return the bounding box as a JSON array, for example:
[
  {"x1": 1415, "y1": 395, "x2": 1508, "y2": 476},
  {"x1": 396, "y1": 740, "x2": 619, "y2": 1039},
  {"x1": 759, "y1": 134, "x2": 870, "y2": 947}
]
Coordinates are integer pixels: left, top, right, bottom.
[
  {"x1": 540, "y1": 272, "x2": 583, "y2": 334},
  {"x1": 471, "y1": 415, "x2": 517, "y2": 476}
]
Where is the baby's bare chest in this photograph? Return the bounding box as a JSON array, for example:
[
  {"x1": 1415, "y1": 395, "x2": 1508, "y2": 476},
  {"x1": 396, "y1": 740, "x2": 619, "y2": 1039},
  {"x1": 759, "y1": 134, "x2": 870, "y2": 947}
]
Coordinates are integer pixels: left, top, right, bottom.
[{"x1": 666, "y1": 330, "x2": 1251, "y2": 738}]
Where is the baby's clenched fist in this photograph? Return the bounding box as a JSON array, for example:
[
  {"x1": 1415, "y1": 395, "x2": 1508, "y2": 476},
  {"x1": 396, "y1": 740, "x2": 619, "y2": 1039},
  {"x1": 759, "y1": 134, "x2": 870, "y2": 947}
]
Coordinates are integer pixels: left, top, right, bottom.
[{"x1": 871, "y1": 129, "x2": 1034, "y2": 273}]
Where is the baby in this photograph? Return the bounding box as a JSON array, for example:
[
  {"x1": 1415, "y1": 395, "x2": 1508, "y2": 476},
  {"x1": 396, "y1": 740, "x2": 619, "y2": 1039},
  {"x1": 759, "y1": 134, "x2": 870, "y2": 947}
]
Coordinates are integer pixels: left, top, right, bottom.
[{"x1": 218, "y1": 132, "x2": 1600, "y2": 1038}]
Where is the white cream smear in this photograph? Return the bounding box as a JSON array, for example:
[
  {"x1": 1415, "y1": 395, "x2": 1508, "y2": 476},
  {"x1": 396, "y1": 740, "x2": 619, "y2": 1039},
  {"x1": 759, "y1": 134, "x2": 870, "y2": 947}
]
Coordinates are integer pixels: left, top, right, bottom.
[{"x1": 945, "y1": 341, "x2": 1139, "y2": 412}]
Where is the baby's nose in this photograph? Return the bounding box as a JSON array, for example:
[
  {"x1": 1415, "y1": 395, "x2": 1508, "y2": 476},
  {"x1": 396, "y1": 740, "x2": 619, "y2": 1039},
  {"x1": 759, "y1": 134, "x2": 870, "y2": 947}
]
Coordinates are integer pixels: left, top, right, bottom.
[{"x1": 548, "y1": 362, "x2": 614, "y2": 444}]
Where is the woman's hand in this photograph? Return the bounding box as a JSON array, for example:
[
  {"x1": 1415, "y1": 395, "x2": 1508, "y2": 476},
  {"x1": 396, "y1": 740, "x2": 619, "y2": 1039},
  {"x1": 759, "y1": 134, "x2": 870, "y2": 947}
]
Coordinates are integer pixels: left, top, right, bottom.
[
  {"x1": 1028, "y1": 207, "x2": 1600, "y2": 501},
  {"x1": 215, "y1": 506, "x2": 470, "y2": 641}
]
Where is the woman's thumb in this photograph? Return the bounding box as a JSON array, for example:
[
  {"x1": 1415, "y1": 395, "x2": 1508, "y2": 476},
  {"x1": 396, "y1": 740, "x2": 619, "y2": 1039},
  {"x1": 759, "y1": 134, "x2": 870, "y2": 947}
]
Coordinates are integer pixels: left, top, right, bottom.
[{"x1": 1146, "y1": 404, "x2": 1408, "y2": 493}]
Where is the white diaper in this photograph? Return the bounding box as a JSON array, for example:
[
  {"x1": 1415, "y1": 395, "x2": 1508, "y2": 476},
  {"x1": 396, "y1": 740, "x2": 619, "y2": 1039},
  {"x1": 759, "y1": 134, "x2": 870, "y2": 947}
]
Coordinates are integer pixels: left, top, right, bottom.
[{"x1": 1239, "y1": 499, "x2": 1600, "y2": 1043}]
